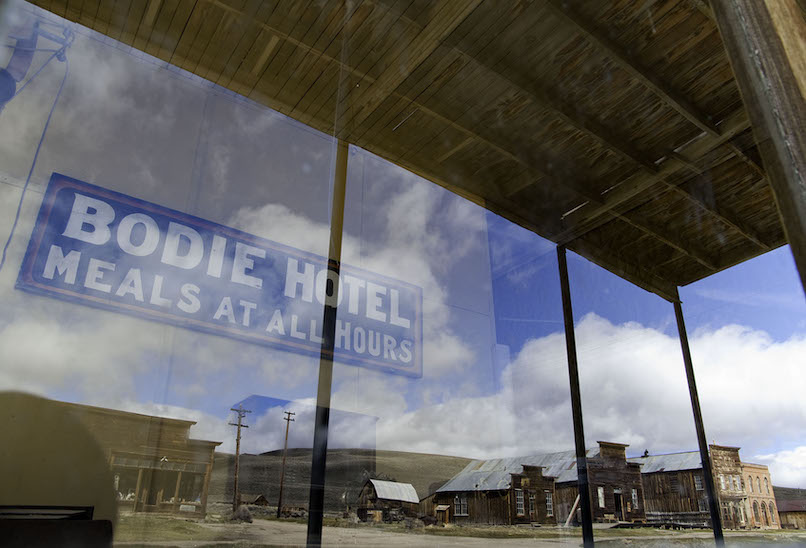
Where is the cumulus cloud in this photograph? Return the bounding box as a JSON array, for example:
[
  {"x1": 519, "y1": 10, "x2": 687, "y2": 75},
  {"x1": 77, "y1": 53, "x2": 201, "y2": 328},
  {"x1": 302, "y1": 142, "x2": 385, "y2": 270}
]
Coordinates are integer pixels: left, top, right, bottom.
[
  {"x1": 754, "y1": 447, "x2": 806, "y2": 488},
  {"x1": 353, "y1": 314, "x2": 806, "y2": 487}
]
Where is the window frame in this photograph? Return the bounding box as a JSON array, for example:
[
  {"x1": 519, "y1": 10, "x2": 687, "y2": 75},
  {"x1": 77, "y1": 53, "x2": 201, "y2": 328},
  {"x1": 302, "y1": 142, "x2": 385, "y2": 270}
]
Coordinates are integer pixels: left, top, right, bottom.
[
  {"x1": 453, "y1": 494, "x2": 468, "y2": 517},
  {"x1": 515, "y1": 489, "x2": 525, "y2": 516}
]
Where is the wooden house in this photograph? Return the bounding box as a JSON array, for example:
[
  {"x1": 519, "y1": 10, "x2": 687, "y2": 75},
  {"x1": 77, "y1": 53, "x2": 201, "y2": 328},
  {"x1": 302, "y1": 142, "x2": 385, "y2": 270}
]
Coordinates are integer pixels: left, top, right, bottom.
[
  {"x1": 630, "y1": 444, "x2": 780, "y2": 529},
  {"x1": 423, "y1": 441, "x2": 645, "y2": 525},
  {"x1": 59, "y1": 401, "x2": 221, "y2": 517},
  {"x1": 356, "y1": 479, "x2": 419, "y2": 522},
  {"x1": 241, "y1": 493, "x2": 270, "y2": 507},
  {"x1": 775, "y1": 488, "x2": 806, "y2": 530}
]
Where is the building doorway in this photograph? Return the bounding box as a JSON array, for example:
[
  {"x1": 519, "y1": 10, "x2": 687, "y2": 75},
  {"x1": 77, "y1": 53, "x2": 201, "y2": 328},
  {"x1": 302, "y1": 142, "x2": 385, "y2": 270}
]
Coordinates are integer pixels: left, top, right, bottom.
[{"x1": 614, "y1": 492, "x2": 624, "y2": 521}]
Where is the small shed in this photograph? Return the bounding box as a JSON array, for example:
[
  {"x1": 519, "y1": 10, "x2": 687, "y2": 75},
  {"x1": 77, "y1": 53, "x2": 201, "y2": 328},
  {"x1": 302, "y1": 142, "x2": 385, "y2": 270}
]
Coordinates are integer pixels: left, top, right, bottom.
[
  {"x1": 776, "y1": 488, "x2": 806, "y2": 530},
  {"x1": 357, "y1": 479, "x2": 419, "y2": 522},
  {"x1": 241, "y1": 494, "x2": 270, "y2": 507}
]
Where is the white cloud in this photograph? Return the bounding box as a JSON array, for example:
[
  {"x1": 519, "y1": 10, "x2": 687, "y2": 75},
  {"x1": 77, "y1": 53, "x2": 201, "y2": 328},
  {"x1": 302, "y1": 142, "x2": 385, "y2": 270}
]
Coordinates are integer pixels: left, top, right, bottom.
[
  {"x1": 355, "y1": 314, "x2": 806, "y2": 487},
  {"x1": 753, "y1": 447, "x2": 806, "y2": 488}
]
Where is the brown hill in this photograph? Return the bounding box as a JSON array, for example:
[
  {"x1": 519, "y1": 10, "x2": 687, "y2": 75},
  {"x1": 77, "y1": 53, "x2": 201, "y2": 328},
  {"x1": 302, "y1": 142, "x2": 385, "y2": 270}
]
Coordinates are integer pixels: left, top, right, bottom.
[{"x1": 209, "y1": 448, "x2": 470, "y2": 513}]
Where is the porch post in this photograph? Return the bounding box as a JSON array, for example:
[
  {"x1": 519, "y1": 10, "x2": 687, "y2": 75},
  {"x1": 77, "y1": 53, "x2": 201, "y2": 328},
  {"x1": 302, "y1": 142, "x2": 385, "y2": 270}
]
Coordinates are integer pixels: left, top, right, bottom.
[
  {"x1": 306, "y1": 139, "x2": 349, "y2": 547},
  {"x1": 673, "y1": 288, "x2": 724, "y2": 545},
  {"x1": 556, "y1": 246, "x2": 594, "y2": 548},
  {"x1": 711, "y1": 0, "x2": 806, "y2": 296}
]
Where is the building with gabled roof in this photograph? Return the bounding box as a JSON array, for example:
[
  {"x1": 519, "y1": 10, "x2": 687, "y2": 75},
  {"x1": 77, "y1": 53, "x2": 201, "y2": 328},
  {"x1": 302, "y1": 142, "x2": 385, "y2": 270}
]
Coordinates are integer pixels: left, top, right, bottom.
[
  {"x1": 357, "y1": 479, "x2": 419, "y2": 522},
  {"x1": 422, "y1": 441, "x2": 645, "y2": 525}
]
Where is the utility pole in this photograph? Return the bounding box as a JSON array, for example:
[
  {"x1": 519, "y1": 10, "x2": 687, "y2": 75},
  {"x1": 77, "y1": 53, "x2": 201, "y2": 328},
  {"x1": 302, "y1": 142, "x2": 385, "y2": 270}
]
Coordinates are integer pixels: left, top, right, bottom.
[
  {"x1": 229, "y1": 405, "x2": 251, "y2": 512},
  {"x1": 276, "y1": 411, "x2": 295, "y2": 518}
]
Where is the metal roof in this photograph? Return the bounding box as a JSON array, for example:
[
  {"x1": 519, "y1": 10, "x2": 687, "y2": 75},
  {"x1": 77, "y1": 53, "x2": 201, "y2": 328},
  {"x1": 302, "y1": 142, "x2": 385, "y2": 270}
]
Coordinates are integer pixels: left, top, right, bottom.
[
  {"x1": 627, "y1": 451, "x2": 702, "y2": 473},
  {"x1": 437, "y1": 448, "x2": 599, "y2": 493},
  {"x1": 369, "y1": 479, "x2": 419, "y2": 504}
]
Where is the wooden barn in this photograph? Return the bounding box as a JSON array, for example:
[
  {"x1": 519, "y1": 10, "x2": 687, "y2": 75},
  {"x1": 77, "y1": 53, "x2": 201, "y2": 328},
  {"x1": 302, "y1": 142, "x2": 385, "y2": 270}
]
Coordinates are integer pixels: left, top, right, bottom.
[
  {"x1": 356, "y1": 479, "x2": 419, "y2": 522},
  {"x1": 59, "y1": 401, "x2": 221, "y2": 517},
  {"x1": 775, "y1": 488, "x2": 806, "y2": 530},
  {"x1": 630, "y1": 444, "x2": 780, "y2": 529},
  {"x1": 424, "y1": 441, "x2": 644, "y2": 525}
]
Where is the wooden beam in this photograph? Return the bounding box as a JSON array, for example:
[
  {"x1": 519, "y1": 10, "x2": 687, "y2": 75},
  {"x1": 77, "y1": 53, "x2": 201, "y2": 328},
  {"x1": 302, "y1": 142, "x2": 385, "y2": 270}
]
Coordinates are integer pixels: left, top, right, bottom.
[
  {"x1": 556, "y1": 109, "x2": 751, "y2": 244},
  {"x1": 712, "y1": 0, "x2": 806, "y2": 294},
  {"x1": 566, "y1": 238, "x2": 680, "y2": 302},
  {"x1": 544, "y1": 0, "x2": 721, "y2": 137},
  {"x1": 207, "y1": 3, "x2": 715, "y2": 265},
  {"x1": 335, "y1": 0, "x2": 483, "y2": 135},
  {"x1": 448, "y1": 47, "x2": 660, "y2": 173}
]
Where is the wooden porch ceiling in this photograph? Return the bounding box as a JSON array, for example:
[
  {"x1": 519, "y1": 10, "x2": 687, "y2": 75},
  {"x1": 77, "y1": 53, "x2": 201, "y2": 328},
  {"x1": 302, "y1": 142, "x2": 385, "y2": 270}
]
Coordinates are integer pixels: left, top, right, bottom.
[{"x1": 34, "y1": 0, "x2": 789, "y2": 302}]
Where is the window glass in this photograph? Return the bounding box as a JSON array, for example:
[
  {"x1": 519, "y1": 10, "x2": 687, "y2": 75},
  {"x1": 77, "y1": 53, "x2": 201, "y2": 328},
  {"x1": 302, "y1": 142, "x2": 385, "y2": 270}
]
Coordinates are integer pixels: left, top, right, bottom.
[{"x1": 1, "y1": 0, "x2": 804, "y2": 546}]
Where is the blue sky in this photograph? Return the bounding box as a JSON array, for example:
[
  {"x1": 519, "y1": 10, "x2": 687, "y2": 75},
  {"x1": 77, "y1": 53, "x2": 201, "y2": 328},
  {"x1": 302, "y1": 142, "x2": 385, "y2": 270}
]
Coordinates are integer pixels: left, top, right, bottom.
[{"x1": 1, "y1": 1, "x2": 804, "y2": 487}]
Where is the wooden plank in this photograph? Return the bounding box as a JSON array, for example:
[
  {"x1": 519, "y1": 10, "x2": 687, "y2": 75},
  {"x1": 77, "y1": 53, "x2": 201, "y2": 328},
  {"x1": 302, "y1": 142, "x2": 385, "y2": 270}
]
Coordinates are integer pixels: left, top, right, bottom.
[
  {"x1": 556, "y1": 108, "x2": 751, "y2": 244},
  {"x1": 567, "y1": 237, "x2": 679, "y2": 302},
  {"x1": 336, "y1": 0, "x2": 483, "y2": 135},
  {"x1": 143, "y1": 0, "x2": 179, "y2": 57},
  {"x1": 712, "y1": 0, "x2": 806, "y2": 293},
  {"x1": 545, "y1": 0, "x2": 720, "y2": 138}
]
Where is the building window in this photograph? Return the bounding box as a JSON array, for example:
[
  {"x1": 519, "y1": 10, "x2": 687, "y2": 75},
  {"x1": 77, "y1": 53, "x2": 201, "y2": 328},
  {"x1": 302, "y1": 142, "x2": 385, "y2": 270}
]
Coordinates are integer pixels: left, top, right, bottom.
[
  {"x1": 757, "y1": 477, "x2": 762, "y2": 493},
  {"x1": 753, "y1": 501, "x2": 760, "y2": 522},
  {"x1": 454, "y1": 494, "x2": 468, "y2": 516},
  {"x1": 761, "y1": 502, "x2": 768, "y2": 526},
  {"x1": 764, "y1": 477, "x2": 769, "y2": 494},
  {"x1": 631, "y1": 488, "x2": 639, "y2": 510},
  {"x1": 770, "y1": 503, "x2": 776, "y2": 524},
  {"x1": 719, "y1": 475, "x2": 726, "y2": 490},
  {"x1": 694, "y1": 474, "x2": 704, "y2": 491},
  {"x1": 529, "y1": 493, "x2": 536, "y2": 514},
  {"x1": 698, "y1": 497, "x2": 707, "y2": 512},
  {"x1": 733, "y1": 475, "x2": 741, "y2": 491},
  {"x1": 515, "y1": 489, "x2": 524, "y2": 516},
  {"x1": 749, "y1": 476, "x2": 754, "y2": 493},
  {"x1": 545, "y1": 491, "x2": 553, "y2": 517},
  {"x1": 598, "y1": 486, "x2": 605, "y2": 508}
]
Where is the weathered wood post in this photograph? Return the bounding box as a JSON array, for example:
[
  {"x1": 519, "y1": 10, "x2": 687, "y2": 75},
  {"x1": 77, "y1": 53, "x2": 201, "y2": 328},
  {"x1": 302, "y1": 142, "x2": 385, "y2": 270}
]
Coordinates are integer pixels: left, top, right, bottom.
[
  {"x1": 306, "y1": 139, "x2": 349, "y2": 547},
  {"x1": 673, "y1": 288, "x2": 724, "y2": 546},
  {"x1": 557, "y1": 246, "x2": 595, "y2": 548},
  {"x1": 711, "y1": 0, "x2": 806, "y2": 296}
]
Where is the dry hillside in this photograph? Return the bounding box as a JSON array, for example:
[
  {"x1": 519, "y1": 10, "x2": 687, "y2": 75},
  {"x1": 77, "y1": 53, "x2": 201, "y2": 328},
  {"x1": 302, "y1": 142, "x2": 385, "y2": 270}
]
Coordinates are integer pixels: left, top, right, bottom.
[{"x1": 210, "y1": 448, "x2": 471, "y2": 513}]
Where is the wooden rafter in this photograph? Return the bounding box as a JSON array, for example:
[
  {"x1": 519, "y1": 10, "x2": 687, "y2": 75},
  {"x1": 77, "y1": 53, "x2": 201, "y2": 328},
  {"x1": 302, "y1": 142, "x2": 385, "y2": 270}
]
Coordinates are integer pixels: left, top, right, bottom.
[
  {"x1": 544, "y1": 0, "x2": 721, "y2": 137},
  {"x1": 556, "y1": 109, "x2": 752, "y2": 244},
  {"x1": 194, "y1": 1, "x2": 722, "y2": 268},
  {"x1": 334, "y1": 0, "x2": 484, "y2": 135}
]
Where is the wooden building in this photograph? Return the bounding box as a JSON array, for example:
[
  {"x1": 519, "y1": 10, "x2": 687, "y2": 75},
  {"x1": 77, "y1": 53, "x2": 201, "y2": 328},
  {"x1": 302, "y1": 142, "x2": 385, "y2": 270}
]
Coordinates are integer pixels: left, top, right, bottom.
[
  {"x1": 59, "y1": 401, "x2": 221, "y2": 517},
  {"x1": 356, "y1": 479, "x2": 419, "y2": 522},
  {"x1": 423, "y1": 441, "x2": 644, "y2": 525},
  {"x1": 630, "y1": 445, "x2": 780, "y2": 529},
  {"x1": 775, "y1": 487, "x2": 806, "y2": 530}
]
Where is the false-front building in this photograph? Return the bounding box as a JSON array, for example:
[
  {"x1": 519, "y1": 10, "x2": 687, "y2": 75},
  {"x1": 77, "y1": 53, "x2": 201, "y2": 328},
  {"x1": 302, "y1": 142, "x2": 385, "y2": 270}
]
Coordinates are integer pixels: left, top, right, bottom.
[
  {"x1": 60, "y1": 401, "x2": 221, "y2": 516},
  {"x1": 629, "y1": 445, "x2": 780, "y2": 529},
  {"x1": 422, "y1": 441, "x2": 645, "y2": 525}
]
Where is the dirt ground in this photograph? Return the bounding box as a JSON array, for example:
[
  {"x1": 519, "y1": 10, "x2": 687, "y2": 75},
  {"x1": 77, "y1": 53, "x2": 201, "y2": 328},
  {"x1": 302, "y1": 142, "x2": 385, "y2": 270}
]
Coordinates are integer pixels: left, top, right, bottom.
[{"x1": 114, "y1": 514, "x2": 806, "y2": 548}]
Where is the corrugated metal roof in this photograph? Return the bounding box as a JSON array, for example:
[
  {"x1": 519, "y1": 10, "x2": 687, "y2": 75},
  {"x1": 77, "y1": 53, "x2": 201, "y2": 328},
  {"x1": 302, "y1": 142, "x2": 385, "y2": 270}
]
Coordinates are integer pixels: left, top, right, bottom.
[
  {"x1": 370, "y1": 479, "x2": 419, "y2": 504},
  {"x1": 437, "y1": 448, "x2": 599, "y2": 493},
  {"x1": 627, "y1": 451, "x2": 702, "y2": 473}
]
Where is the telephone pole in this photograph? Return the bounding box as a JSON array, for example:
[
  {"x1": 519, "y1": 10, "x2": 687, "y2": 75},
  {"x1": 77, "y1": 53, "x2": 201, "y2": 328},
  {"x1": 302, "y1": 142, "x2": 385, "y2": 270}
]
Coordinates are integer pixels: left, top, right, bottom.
[
  {"x1": 276, "y1": 411, "x2": 295, "y2": 518},
  {"x1": 229, "y1": 405, "x2": 251, "y2": 512}
]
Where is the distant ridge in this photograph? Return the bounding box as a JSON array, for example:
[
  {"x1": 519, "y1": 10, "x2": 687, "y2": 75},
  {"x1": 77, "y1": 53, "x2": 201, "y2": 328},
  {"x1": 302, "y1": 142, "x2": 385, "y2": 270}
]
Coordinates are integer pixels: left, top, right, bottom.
[{"x1": 210, "y1": 448, "x2": 471, "y2": 512}]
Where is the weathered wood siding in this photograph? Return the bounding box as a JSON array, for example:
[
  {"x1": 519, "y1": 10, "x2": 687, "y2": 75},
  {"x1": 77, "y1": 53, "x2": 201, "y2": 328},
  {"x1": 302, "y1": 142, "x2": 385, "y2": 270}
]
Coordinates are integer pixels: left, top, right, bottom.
[{"x1": 641, "y1": 470, "x2": 703, "y2": 514}]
